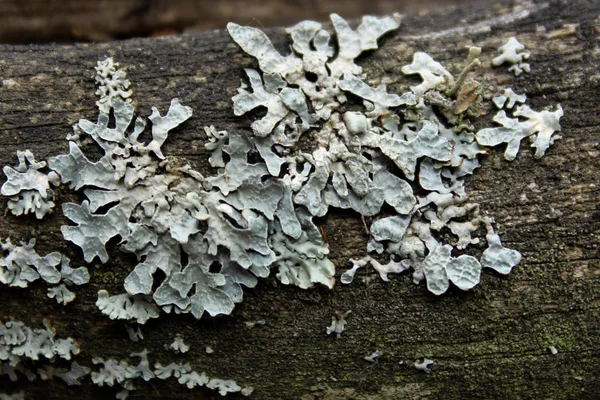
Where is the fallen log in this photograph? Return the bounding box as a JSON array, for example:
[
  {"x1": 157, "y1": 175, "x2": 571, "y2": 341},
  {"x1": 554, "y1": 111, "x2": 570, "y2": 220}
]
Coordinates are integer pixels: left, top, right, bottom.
[{"x1": 0, "y1": 1, "x2": 599, "y2": 399}]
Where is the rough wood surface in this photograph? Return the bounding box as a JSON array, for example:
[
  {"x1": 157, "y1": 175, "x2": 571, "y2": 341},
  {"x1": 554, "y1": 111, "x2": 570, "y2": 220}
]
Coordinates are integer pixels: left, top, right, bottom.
[{"x1": 1, "y1": 1, "x2": 600, "y2": 399}]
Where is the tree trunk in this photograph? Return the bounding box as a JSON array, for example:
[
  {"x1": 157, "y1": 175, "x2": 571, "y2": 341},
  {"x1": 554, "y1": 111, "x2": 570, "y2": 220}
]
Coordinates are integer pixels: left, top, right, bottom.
[{"x1": 1, "y1": 1, "x2": 599, "y2": 399}]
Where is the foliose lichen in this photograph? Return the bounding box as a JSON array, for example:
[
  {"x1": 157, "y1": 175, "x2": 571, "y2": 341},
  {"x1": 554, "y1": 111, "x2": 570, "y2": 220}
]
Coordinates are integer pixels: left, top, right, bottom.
[
  {"x1": 1, "y1": 14, "x2": 563, "y2": 323},
  {"x1": 1, "y1": 150, "x2": 60, "y2": 219},
  {"x1": 223, "y1": 15, "x2": 560, "y2": 299},
  {"x1": 92, "y1": 349, "x2": 252, "y2": 398},
  {"x1": 1, "y1": 11, "x2": 565, "y2": 397},
  {"x1": 0, "y1": 318, "x2": 249, "y2": 398},
  {"x1": 0, "y1": 238, "x2": 89, "y2": 297},
  {"x1": 492, "y1": 37, "x2": 531, "y2": 76},
  {"x1": 169, "y1": 334, "x2": 189, "y2": 354},
  {"x1": 0, "y1": 392, "x2": 25, "y2": 400},
  {"x1": 414, "y1": 358, "x2": 434, "y2": 373},
  {"x1": 0, "y1": 319, "x2": 83, "y2": 384}
]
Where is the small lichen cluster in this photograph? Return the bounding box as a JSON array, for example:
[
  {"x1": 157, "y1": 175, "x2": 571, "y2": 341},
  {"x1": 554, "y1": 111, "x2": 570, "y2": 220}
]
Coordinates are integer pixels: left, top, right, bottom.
[
  {"x1": 0, "y1": 319, "x2": 83, "y2": 384},
  {"x1": 0, "y1": 239, "x2": 89, "y2": 304},
  {"x1": 169, "y1": 334, "x2": 189, "y2": 354},
  {"x1": 1, "y1": 150, "x2": 60, "y2": 219},
  {"x1": 92, "y1": 349, "x2": 253, "y2": 398},
  {"x1": 42, "y1": 87, "x2": 336, "y2": 321},
  {"x1": 38, "y1": 57, "x2": 338, "y2": 321},
  {"x1": 0, "y1": 392, "x2": 25, "y2": 400},
  {"x1": 477, "y1": 88, "x2": 563, "y2": 160},
  {"x1": 0, "y1": 319, "x2": 250, "y2": 398},
  {"x1": 492, "y1": 37, "x2": 531, "y2": 76},
  {"x1": 94, "y1": 57, "x2": 133, "y2": 113}
]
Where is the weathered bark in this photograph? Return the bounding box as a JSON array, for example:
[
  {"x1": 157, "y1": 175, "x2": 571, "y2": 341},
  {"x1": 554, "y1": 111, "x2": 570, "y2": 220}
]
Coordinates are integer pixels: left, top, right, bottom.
[{"x1": 1, "y1": 1, "x2": 599, "y2": 399}]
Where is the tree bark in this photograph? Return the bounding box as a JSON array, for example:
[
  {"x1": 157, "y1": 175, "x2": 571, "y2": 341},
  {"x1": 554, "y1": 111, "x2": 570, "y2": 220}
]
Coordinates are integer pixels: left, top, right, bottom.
[{"x1": 1, "y1": 1, "x2": 600, "y2": 399}]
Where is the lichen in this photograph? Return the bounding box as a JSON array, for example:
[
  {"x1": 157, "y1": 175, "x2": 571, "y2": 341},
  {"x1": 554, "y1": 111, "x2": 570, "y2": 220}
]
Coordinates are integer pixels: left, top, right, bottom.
[
  {"x1": 0, "y1": 238, "x2": 88, "y2": 293},
  {"x1": 0, "y1": 319, "x2": 82, "y2": 384},
  {"x1": 95, "y1": 290, "x2": 160, "y2": 325},
  {"x1": 0, "y1": 13, "x2": 567, "y2": 397},
  {"x1": 91, "y1": 349, "x2": 252, "y2": 397},
  {"x1": 94, "y1": 57, "x2": 133, "y2": 113},
  {"x1": 38, "y1": 362, "x2": 90, "y2": 386},
  {"x1": 1, "y1": 150, "x2": 59, "y2": 219},
  {"x1": 326, "y1": 311, "x2": 351, "y2": 339},
  {"x1": 1, "y1": 17, "x2": 563, "y2": 324},
  {"x1": 225, "y1": 17, "x2": 560, "y2": 297},
  {"x1": 364, "y1": 350, "x2": 382, "y2": 362},
  {"x1": 492, "y1": 37, "x2": 531, "y2": 76},
  {"x1": 476, "y1": 90, "x2": 563, "y2": 160},
  {"x1": 0, "y1": 392, "x2": 25, "y2": 400},
  {"x1": 169, "y1": 334, "x2": 189, "y2": 354},
  {"x1": 47, "y1": 284, "x2": 76, "y2": 305},
  {"x1": 414, "y1": 358, "x2": 434, "y2": 373}
]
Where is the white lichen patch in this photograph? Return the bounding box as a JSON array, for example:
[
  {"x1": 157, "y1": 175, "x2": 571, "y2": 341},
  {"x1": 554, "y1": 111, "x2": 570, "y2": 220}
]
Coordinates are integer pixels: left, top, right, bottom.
[
  {"x1": 492, "y1": 37, "x2": 531, "y2": 76},
  {"x1": 414, "y1": 358, "x2": 434, "y2": 373},
  {"x1": 1, "y1": 150, "x2": 60, "y2": 219},
  {"x1": 47, "y1": 283, "x2": 76, "y2": 305},
  {"x1": 419, "y1": 244, "x2": 482, "y2": 295},
  {"x1": 0, "y1": 319, "x2": 81, "y2": 383},
  {"x1": 95, "y1": 290, "x2": 160, "y2": 325},
  {"x1": 91, "y1": 349, "x2": 251, "y2": 397},
  {"x1": 480, "y1": 232, "x2": 522, "y2": 275},
  {"x1": 326, "y1": 311, "x2": 351, "y2": 339},
  {"x1": 476, "y1": 104, "x2": 563, "y2": 160},
  {"x1": 169, "y1": 334, "x2": 189, "y2": 354},
  {"x1": 0, "y1": 238, "x2": 61, "y2": 287},
  {"x1": 39, "y1": 57, "x2": 338, "y2": 321},
  {"x1": 38, "y1": 362, "x2": 90, "y2": 386},
  {"x1": 95, "y1": 57, "x2": 133, "y2": 113},
  {"x1": 364, "y1": 350, "x2": 382, "y2": 362},
  {"x1": 493, "y1": 88, "x2": 527, "y2": 109},
  {"x1": 402, "y1": 52, "x2": 453, "y2": 97},
  {"x1": 0, "y1": 393, "x2": 24, "y2": 400},
  {"x1": 0, "y1": 238, "x2": 88, "y2": 292}
]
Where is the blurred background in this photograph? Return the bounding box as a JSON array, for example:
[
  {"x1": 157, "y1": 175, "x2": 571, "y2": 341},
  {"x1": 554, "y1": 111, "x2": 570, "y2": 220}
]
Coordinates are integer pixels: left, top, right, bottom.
[{"x1": 0, "y1": 0, "x2": 473, "y2": 44}]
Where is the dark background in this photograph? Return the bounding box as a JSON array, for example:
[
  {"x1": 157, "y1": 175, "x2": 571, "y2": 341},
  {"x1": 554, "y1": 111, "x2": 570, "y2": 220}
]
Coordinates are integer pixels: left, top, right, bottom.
[{"x1": 0, "y1": 0, "x2": 472, "y2": 43}]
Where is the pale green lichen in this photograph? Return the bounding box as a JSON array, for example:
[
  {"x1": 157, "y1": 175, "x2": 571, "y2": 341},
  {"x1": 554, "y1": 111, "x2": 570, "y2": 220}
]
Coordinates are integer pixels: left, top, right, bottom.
[
  {"x1": 1, "y1": 150, "x2": 59, "y2": 219},
  {"x1": 0, "y1": 11, "x2": 568, "y2": 399},
  {"x1": 492, "y1": 37, "x2": 531, "y2": 76},
  {"x1": 1, "y1": 18, "x2": 563, "y2": 316},
  {"x1": 47, "y1": 283, "x2": 76, "y2": 305},
  {"x1": 169, "y1": 334, "x2": 189, "y2": 354},
  {"x1": 0, "y1": 238, "x2": 89, "y2": 297},
  {"x1": 0, "y1": 319, "x2": 83, "y2": 385},
  {"x1": 92, "y1": 350, "x2": 252, "y2": 398}
]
